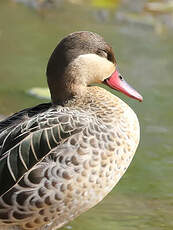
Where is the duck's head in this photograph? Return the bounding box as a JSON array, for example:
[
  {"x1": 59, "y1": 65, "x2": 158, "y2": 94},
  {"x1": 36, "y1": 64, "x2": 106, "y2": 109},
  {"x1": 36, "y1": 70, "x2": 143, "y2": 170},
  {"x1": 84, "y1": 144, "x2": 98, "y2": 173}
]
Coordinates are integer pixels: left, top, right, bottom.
[{"x1": 46, "y1": 31, "x2": 143, "y2": 104}]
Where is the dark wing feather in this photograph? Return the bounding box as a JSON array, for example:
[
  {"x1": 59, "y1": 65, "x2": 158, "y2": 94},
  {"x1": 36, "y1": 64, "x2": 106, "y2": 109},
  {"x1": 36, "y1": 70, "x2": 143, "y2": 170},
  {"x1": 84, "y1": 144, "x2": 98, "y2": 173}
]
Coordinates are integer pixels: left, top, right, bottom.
[
  {"x1": 0, "y1": 103, "x2": 52, "y2": 133},
  {"x1": 0, "y1": 105, "x2": 88, "y2": 196}
]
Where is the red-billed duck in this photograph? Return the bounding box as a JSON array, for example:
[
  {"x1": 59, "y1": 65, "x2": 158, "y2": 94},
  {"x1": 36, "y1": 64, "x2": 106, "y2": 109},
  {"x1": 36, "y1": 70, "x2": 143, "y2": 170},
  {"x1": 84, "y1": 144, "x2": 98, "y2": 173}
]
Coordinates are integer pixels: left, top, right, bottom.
[{"x1": 0, "y1": 31, "x2": 142, "y2": 230}]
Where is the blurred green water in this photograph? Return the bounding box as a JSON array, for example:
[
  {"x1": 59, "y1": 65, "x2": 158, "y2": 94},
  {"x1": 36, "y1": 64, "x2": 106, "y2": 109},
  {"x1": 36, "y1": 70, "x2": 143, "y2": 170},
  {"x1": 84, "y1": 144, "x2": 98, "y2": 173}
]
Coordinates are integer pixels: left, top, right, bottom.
[{"x1": 0, "y1": 0, "x2": 173, "y2": 229}]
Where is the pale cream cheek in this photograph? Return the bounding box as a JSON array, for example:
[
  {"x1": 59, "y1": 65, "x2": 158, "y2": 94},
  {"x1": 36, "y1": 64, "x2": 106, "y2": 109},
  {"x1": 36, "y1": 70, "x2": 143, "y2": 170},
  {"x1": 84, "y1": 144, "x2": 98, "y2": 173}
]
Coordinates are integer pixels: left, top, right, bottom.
[{"x1": 74, "y1": 54, "x2": 115, "y2": 84}]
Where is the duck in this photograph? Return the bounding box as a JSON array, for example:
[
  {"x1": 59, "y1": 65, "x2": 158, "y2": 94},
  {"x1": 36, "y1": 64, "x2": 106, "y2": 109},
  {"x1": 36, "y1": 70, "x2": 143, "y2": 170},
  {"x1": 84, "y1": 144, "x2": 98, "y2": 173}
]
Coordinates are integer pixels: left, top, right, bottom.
[{"x1": 0, "y1": 31, "x2": 143, "y2": 230}]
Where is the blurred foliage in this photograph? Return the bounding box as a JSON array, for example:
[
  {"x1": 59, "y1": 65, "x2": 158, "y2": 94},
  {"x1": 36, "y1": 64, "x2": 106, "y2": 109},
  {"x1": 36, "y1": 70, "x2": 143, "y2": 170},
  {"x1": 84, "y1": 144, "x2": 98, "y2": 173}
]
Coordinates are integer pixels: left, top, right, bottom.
[
  {"x1": 91, "y1": 0, "x2": 120, "y2": 9},
  {"x1": 145, "y1": 0, "x2": 173, "y2": 13}
]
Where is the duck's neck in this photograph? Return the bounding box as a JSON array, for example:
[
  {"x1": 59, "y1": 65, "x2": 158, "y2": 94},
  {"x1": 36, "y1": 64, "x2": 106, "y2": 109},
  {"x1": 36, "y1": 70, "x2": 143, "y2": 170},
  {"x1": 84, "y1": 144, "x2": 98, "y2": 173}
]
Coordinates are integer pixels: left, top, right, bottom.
[
  {"x1": 50, "y1": 83, "x2": 87, "y2": 105},
  {"x1": 48, "y1": 75, "x2": 87, "y2": 105},
  {"x1": 48, "y1": 70, "x2": 88, "y2": 105},
  {"x1": 64, "y1": 86, "x2": 125, "y2": 120}
]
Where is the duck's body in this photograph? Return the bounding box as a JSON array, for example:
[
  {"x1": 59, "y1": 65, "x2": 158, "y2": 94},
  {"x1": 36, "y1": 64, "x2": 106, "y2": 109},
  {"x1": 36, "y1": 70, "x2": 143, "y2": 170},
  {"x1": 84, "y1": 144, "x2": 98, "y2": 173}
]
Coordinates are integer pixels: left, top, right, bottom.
[{"x1": 0, "y1": 32, "x2": 142, "y2": 230}]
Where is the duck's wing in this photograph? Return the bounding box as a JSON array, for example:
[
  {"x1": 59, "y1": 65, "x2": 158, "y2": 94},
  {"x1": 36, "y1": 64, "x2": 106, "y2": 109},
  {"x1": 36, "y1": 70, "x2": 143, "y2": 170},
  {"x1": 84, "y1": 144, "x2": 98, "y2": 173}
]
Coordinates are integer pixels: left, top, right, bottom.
[
  {"x1": 0, "y1": 103, "x2": 52, "y2": 133},
  {"x1": 0, "y1": 105, "x2": 89, "y2": 196}
]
